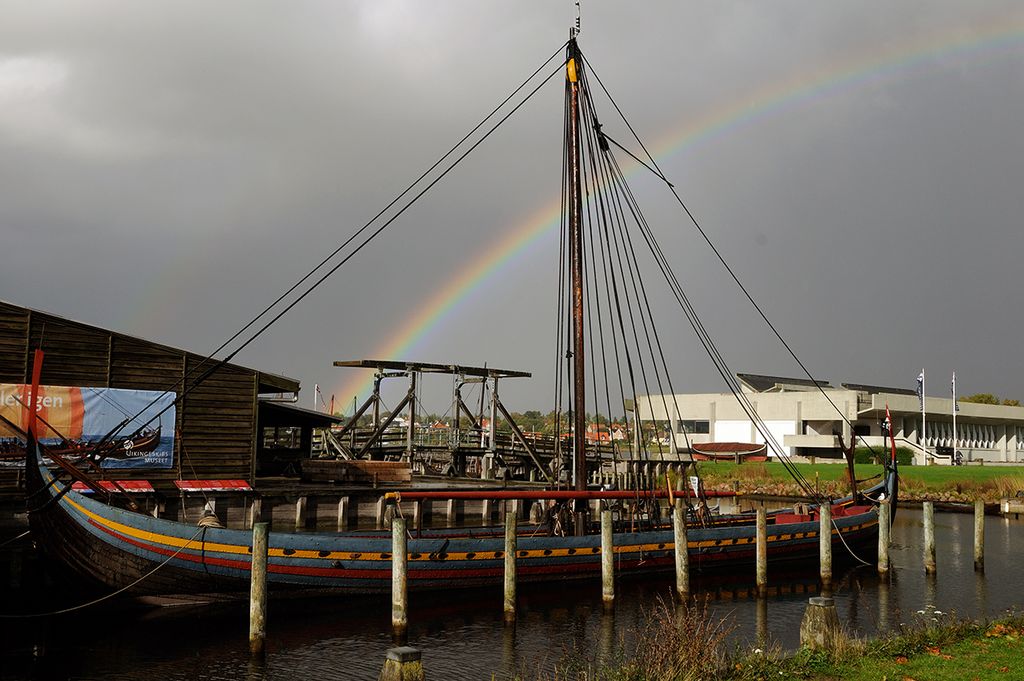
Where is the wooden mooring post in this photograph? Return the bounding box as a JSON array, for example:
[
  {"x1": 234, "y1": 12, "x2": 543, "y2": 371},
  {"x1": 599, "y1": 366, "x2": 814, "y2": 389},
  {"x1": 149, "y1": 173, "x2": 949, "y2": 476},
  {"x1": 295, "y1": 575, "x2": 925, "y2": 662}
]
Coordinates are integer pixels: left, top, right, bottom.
[
  {"x1": 249, "y1": 522, "x2": 269, "y2": 656},
  {"x1": 601, "y1": 509, "x2": 614, "y2": 610},
  {"x1": 923, "y1": 500, "x2": 936, "y2": 575},
  {"x1": 392, "y1": 517, "x2": 408, "y2": 639},
  {"x1": 974, "y1": 498, "x2": 985, "y2": 572},
  {"x1": 337, "y1": 496, "x2": 349, "y2": 532},
  {"x1": 819, "y1": 503, "x2": 832, "y2": 591},
  {"x1": 877, "y1": 497, "x2": 890, "y2": 576},
  {"x1": 504, "y1": 511, "x2": 517, "y2": 623},
  {"x1": 673, "y1": 503, "x2": 689, "y2": 599},
  {"x1": 755, "y1": 503, "x2": 767, "y2": 597}
]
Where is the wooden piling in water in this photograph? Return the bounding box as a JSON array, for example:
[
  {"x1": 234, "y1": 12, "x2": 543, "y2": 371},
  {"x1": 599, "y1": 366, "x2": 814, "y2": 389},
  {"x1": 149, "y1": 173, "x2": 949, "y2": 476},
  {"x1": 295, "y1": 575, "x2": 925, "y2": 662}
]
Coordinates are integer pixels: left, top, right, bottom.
[
  {"x1": 504, "y1": 511, "x2": 517, "y2": 623},
  {"x1": 249, "y1": 522, "x2": 269, "y2": 656},
  {"x1": 877, "y1": 497, "x2": 890, "y2": 576},
  {"x1": 601, "y1": 509, "x2": 614, "y2": 610},
  {"x1": 392, "y1": 517, "x2": 408, "y2": 638},
  {"x1": 412, "y1": 501, "x2": 423, "y2": 531},
  {"x1": 923, "y1": 500, "x2": 936, "y2": 575},
  {"x1": 819, "y1": 503, "x2": 832, "y2": 591},
  {"x1": 755, "y1": 503, "x2": 767, "y2": 597},
  {"x1": 673, "y1": 503, "x2": 689, "y2": 599},
  {"x1": 446, "y1": 498, "x2": 457, "y2": 528},
  {"x1": 337, "y1": 496, "x2": 349, "y2": 531},
  {"x1": 974, "y1": 498, "x2": 985, "y2": 572},
  {"x1": 294, "y1": 496, "x2": 306, "y2": 531},
  {"x1": 248, "y1": 498, "x2": 262, "y2": 529}
]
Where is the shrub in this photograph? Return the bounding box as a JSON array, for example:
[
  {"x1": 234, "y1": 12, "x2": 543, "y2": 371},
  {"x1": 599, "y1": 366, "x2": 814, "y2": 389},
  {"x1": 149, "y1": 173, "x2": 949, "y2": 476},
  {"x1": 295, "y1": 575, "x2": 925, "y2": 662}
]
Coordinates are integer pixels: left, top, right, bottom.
[{"x1": 853, "y1": 447, "x2": 913, "y2": 466}]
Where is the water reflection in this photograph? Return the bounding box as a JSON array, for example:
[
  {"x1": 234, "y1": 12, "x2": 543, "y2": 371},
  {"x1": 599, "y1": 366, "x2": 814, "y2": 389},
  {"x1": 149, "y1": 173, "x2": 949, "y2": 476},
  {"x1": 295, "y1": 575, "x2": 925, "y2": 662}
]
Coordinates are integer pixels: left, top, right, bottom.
[
  {"x1": 755, "y1": 597, "x2": 768, "y2": 647},
  {"x1": 877, "y1": 575, "x2": 890, "y2": 632}
]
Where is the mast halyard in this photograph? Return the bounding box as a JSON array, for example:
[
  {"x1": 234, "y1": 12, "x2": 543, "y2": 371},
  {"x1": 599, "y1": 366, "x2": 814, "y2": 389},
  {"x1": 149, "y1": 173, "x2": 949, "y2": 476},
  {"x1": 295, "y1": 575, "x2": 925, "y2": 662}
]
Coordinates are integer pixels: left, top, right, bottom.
[{"x1": 566, "y1": 37, "x2": 587, "y2": 494}]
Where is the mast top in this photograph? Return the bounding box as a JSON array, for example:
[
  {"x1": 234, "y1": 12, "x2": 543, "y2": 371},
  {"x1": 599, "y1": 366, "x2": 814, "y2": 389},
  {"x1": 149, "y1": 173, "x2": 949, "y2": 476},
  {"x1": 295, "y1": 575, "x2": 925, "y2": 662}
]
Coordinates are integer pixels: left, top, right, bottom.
[{"x1": 570, "y1": 0, "x2": 581, "y2": 39}]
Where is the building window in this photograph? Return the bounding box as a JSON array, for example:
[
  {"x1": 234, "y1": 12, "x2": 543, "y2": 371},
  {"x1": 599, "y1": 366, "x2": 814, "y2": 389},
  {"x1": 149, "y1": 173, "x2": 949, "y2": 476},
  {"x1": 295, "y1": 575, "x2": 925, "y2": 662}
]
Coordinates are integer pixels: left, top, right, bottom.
[
  {"x1": 678, "y1": 420, "x2": 710, "y2": 434},
  {"x1": 853, "y1": 425, "x2": 871, "y2": 437}
]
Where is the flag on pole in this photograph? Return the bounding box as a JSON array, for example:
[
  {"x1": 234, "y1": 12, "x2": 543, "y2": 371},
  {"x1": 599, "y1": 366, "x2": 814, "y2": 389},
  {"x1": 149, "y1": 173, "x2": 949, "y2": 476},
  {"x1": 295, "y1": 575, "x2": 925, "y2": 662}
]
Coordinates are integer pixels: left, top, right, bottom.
[
  {"x1": 951, "y1": 371, "x2": 959, "y2": 412},
  {"x1": 916, "y1": 371, "x2": 924, "y2": 410}
]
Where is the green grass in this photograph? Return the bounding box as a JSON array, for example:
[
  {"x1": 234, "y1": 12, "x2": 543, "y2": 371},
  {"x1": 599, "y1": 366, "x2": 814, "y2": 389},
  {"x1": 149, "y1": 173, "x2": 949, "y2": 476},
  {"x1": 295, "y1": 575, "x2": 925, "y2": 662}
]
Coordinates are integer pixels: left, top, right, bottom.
[
  {"x1": 838, "y1": 631, "x2": 1023, "y2": 680},
  {"x1": 538, "y1": 612, "x2": 1024, "y2": 681},
  {"x1": 690, "y1": 461, "x2": 1024, "y2": 502}
]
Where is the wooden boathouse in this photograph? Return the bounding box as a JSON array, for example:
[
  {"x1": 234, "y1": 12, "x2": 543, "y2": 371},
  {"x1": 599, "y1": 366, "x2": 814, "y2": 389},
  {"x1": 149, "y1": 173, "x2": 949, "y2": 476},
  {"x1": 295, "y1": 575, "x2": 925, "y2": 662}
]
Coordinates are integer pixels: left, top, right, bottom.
[{"x1": 0, "y1": 300, "x2": 340, "y2": 499}]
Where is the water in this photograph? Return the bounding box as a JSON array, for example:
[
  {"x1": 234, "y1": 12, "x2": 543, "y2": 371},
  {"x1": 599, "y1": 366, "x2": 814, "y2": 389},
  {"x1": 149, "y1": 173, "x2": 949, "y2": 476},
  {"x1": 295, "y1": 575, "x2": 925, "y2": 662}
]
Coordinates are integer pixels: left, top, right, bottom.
[{"x1": 1, "y1": 509, "x2": 1021, "y2": 680}]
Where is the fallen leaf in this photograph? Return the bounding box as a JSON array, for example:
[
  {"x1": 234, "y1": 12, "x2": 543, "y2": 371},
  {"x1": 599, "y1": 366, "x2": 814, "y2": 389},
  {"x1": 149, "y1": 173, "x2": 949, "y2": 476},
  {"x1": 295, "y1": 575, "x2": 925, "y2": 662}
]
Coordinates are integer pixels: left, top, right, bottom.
[
  {"x1": 926, "y1": 646, "x2": 941, "y2": 655},
  {"x1": 895, "y1": 656, "x2": 908, "y2": 664},
  {"x1": 998, "y1": 667, "x2": 1009, "y2": 673},
  {"x1": 940, "y1": 654, "x2": 953, "y2": 660}
]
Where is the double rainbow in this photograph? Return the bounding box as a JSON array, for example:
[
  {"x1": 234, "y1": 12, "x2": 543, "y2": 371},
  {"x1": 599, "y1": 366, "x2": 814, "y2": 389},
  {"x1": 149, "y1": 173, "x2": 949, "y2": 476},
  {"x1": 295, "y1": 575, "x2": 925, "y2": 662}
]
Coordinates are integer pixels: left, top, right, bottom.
[{"x1": 333, "y1": 19, "x2": 1024, "y2": 407}]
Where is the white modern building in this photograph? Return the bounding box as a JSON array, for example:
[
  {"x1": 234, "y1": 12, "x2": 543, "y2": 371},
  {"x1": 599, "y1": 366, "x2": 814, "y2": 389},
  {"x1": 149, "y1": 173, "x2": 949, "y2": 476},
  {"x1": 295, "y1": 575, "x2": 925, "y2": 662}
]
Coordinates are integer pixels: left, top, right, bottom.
[{"x1": 637, "y1": 373, "x2": 1024, "y2": 465}]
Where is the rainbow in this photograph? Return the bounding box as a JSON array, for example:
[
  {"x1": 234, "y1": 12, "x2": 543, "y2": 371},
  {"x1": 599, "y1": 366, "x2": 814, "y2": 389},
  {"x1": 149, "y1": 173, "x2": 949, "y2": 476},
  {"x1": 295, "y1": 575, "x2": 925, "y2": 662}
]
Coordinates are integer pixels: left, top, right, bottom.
[
  {"x1": 332, "y1": 19, "x2": 1024, "y2": 408},
  {"x1": 113, "y1": 18, "x2": 1024, "y2": 408}
]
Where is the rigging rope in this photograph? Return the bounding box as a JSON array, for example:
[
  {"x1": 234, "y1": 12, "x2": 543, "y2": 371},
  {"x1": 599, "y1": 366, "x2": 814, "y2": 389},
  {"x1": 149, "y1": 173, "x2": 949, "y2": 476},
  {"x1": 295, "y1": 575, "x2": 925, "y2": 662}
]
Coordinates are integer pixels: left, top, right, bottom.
[
  {"x1": 582, "y1": 53, "x2": 882, "y2": 462},
  {"x1": 0, "y1": 530, "x2": 30, "y2": 549},
  {"x1": 91, "y1": 42, "x2": 570, "y2": 450}
]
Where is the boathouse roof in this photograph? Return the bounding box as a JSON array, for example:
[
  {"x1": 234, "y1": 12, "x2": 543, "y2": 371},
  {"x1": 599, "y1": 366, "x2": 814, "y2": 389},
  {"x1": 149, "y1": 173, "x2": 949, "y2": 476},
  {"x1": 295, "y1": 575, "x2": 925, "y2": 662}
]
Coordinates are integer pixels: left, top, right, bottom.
[
  {"x1": 840, "y1": 382, "x2": 917, "y2": 396},
  {"x1": 0, "y1": 299, "x2": 299, "y2": 394}
]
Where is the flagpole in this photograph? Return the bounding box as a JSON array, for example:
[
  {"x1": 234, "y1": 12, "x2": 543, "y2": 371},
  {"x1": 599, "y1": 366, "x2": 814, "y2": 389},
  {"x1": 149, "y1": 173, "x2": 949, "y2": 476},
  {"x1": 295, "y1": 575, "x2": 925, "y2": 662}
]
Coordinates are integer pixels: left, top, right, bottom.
[
  {"x1": 952, "y1": 370, "x2": 957, "y2": 464},
  {"x1": 921, "y1": 369, "x2": 927, "y2": 461}
]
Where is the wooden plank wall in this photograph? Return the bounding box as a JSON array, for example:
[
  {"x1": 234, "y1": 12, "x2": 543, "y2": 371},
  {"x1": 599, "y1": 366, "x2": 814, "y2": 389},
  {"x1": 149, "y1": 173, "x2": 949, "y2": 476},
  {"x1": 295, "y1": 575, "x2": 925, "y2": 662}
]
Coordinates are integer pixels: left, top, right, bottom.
[
  {"x1": 179, "y1": 356, "x2": 257, "y2": 482},
  {"x1": 0, "y1": 305, "x2": 28, "y2": 380},
  {"x1": 0, "y1": 302, "x2": 262, "y2": 489}
]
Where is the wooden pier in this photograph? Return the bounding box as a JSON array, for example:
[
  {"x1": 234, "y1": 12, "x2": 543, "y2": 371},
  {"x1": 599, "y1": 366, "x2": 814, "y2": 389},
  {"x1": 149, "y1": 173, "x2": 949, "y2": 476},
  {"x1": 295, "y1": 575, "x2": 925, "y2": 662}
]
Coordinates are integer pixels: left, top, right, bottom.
[{"x1": 320, "y1": 360, "x2": 693, "y2": 487}]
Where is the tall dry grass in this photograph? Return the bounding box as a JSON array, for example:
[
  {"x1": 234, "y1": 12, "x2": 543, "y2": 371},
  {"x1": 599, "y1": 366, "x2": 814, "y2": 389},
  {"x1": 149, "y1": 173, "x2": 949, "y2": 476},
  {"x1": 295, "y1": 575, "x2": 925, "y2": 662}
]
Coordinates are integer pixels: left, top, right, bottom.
[{"x1": 536, "y1": 596, "x2": 734, "y2": 681}]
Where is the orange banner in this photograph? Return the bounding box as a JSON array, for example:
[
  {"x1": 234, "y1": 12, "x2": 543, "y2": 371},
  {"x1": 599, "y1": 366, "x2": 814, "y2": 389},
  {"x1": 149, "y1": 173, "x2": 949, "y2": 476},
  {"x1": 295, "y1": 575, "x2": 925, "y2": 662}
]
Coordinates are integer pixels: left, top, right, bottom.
[{"x1": 0, "y1": 384, "x2": 84, "y2": 440}]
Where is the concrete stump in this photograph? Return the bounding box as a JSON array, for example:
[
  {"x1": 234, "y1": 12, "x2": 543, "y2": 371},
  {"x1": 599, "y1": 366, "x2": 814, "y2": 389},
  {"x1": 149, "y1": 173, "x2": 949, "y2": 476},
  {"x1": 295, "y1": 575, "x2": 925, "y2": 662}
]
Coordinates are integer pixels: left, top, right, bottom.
[
  {"x1": 379, "y1": 646, "x2": 424, "y2": 681},
  {"x1": 799, "y1": 596, "x2": 840, "y2": 650}
]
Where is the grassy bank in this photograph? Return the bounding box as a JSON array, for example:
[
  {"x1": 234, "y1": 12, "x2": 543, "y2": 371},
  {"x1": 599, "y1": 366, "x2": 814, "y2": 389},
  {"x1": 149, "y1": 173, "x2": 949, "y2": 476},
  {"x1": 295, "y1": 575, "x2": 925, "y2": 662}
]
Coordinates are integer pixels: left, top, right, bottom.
[
  {"x1": 730, "y1": 614, "x2": 1024, "y2": 680},
  {"x1": 691, "y1": 461, "x2": 1024, "y2": 503},
  {"x1": 536, "y1": 600, "x2": 1024, "y2": 681}
]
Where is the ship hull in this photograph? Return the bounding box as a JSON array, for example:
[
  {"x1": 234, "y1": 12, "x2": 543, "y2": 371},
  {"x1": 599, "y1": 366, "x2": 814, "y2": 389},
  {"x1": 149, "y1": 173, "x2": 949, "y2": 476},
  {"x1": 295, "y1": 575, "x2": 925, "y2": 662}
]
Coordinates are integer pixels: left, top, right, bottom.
[{"x1": 26, "y1": 444, "x2": 894, "y2": 598}]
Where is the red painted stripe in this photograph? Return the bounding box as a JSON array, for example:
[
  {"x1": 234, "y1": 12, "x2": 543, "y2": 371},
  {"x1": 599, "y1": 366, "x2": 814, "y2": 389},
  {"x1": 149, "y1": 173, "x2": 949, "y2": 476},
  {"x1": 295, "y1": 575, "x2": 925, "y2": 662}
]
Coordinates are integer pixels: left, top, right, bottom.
[
  {"x1": 73, "y1": 480, "x2": 155, "y2": 493},
  {"x1": 174, "y1": 479, "x2": 252, "y2": 492}
]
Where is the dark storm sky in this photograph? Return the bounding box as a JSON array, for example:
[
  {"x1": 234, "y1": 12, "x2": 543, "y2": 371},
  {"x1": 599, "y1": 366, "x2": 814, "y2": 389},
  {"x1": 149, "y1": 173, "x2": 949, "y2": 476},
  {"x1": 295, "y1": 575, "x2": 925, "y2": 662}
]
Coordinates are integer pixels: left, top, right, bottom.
[{"x1": 2, "y1": 2, "x2": 1022, "y2": 413}]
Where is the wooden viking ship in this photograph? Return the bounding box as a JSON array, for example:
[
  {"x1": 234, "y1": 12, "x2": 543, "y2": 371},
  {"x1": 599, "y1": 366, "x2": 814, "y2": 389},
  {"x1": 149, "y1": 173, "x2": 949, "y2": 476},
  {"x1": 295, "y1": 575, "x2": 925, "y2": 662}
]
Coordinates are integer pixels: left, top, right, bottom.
[{"x1": 25, "y1": 438, "x2": 896, "y2": 596}]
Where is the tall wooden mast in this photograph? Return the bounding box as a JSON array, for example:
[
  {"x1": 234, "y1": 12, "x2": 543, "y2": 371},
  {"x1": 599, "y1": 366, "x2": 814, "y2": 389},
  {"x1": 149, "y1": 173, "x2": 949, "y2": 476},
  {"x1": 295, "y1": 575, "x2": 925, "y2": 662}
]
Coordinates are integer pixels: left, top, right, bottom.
[{"x1": 566, "y1": 36, "x2": 587, "y2": 492}]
